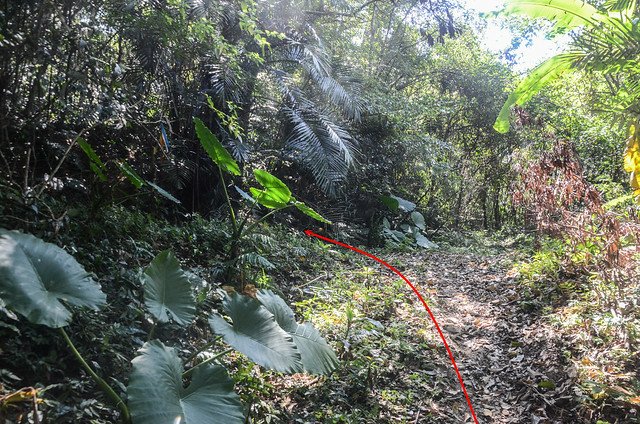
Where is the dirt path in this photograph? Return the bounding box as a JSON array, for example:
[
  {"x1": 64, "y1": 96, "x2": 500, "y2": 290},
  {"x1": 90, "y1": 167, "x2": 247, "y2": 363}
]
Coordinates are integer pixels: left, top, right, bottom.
[
  {"x1": 405, "y1": 251, "x2": 580, "y2": 423},
  {"x1": 275, "y1": 249, "x2": 585, "y2": 423}
]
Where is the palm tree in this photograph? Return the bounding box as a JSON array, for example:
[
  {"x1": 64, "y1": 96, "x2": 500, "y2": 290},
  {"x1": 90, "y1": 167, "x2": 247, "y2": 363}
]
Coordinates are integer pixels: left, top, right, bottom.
[{"x1": 198, "y1": 2, "x2": 364, "y2": 197}]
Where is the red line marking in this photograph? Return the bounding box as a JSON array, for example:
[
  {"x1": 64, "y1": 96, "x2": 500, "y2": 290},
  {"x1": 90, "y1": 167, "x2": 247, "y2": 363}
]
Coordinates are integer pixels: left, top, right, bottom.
[{"x1": 304, "y1": 230, "x2": 479, "y2": 424}]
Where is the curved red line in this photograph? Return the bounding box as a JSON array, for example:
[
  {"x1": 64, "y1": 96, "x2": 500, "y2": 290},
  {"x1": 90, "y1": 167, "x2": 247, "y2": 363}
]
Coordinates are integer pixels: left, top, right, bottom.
[{"x1": 304, "y1": 230, "x2": 479, "y2": 424}]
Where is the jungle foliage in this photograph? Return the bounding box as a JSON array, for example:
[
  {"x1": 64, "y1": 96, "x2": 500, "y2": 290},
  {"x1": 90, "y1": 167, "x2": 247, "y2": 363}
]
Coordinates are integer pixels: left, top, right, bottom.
[{"x1": 2, "y1": 0, "x2": 640, "y2": 422}]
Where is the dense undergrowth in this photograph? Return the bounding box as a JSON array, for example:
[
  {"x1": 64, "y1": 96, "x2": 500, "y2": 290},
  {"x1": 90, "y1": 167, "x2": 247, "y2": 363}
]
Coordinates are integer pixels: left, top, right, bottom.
[
  {"x1": 0, "y1": 193, "x2": 452, "y2": 423},
  {"x1": 2, "y1": 193, "x2": 640, "y2": 423},
  {"x1": 0, "y1": 198, "x2": 333, "y2": 423},
  {"x1": 512, "y1": 237, "x2": 640, "y2": 421}
]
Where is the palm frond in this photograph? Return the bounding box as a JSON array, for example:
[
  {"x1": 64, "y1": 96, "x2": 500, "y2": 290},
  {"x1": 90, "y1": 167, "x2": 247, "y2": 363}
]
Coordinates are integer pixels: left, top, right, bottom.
[
  {"x1": 494, "y1": 52, "x2": 583, "y2": 132},
  {"x1": 158, "y1": 155, "x2": 196, "y2": 190},
  {"x1": 498, "y1": 0, "x2": 600, "y2": 32},
  {"x1": 204, "y1": 63, "x2": 244, "y2": 105},
  {"x1": 278, "y1": 42, "x2": 364, "y2": 121},
  {"x1": 282, "y1": 105, "x2": 357, "y2": 195},
  {"x1": 315, "y1": 74, "x2": 363, "y2": 122},
  {"x1": 604, "y1": 0, "x2": 637, "y2": 14}
]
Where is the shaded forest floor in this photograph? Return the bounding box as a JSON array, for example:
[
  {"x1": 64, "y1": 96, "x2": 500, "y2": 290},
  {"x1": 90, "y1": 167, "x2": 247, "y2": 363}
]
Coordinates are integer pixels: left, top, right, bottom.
[{"x1": 254, "y1": 246, "x2": 637, "y2": 423}]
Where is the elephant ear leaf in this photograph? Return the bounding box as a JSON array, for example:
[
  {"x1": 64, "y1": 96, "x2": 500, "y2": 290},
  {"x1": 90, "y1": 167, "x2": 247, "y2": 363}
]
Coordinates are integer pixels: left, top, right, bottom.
[
  {"x1": 209, "y1": 293, "x2": 302, "y2": 373},
  {"x1": 127, "y1": 340, "x2": 244, "y2": 424},
  {"x1": 194, "y1": 117, "x2": 241, "y2": 176},
  {"x1": 393, "y1": 195, "x2": 416, "y2": 212},
  {"x1": 292, "y1": 200, "x2": 331, "y2": 224},
  {"x1": 0, "y1": 229, "x2": 106, "y2": 328},
  {"x1": 142, "y1": 250, "x2": 195, "y2": 326},
  {"x1": 411, "y1": 211, "x2": 426, "y2": 230},
  {"x1": 256, "y1": 290, "x2": 338, "y2": 375},
  {"x1": 250, "y1": 169, "x2": 291, "y2": 209},
  {"x1": 415, "y1": 232, "x2": 439, "y2": 249}
]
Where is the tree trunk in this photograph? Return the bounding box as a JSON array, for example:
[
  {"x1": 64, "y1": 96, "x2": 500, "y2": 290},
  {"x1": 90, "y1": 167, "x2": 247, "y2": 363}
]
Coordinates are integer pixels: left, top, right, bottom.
[{"x1": 493, "y1": 187, "x2": 501, "y2": 229}]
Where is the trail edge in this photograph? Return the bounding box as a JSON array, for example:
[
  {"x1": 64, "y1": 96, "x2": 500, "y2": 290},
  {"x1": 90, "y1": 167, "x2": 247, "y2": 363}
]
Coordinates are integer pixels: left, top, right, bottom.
[{"x1": 303, "y1": 229, "x2": 479, "y2": 424}]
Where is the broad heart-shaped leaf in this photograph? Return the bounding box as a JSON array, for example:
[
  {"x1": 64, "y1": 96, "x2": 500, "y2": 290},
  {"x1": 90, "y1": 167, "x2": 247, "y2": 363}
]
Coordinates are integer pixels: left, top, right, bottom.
[
  {"x1": 127, "y1": 340, "x2": 244, "y2": 424},
  {"x1": 292, "y1": 199, "x2": 331, "y2": 224},
  {"x1": 249, "y1": 188, "x2": 288, "y2": 209},
  {"x1": 256, "y1": 290, "x2": 338, "y2": 375},
  {"x1": 209, "y1": 293, "x2": 302, "y2": 373},
  {"x1": 494, "y1": 52, "x2": 583, "y2": 133},
  {"x1": 0, "y1": 229, "x2": 106, "y2": 328},
  {"x1": 391, "y1": 195, "x2": 416, "y2": 212},
  {"x1": 380, "y1": 195, "x2": 399, "y2": 211},
  {"x1": 250, "y1": 169, "x2": 291, "y2": 209},
  {"x1": 410, "y1": 211, "x2": 426, "y2": 230},
  {"x1": 194, "y1": 117, "x2": 240, "y2": 176},
  {"x1": 415, "y1": 232, "x2": 439, "y2": 249},
  {"x1": 142, "y1": 250, "x2": 195, "y2": 326}
]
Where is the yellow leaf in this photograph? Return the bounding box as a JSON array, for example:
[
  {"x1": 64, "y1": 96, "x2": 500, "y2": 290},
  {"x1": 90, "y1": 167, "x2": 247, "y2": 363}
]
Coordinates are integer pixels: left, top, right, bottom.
[
  {"x1": 631, "y1": 171, "x2": 640, "y2": 189},
  {"x1": 624, "y1": 151, "x2": 636, "y2": 172}
]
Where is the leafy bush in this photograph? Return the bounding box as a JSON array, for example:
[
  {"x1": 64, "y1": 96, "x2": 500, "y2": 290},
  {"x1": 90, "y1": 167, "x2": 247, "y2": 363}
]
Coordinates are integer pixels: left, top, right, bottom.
[
  {"x1": 378, "y1": 194, "x2": 438, "y2": 249},
  {"x1": 513, "y1": 239, "x2": 565, "y2": 285},
  {"x1": 193, "y1": 118, "x2": 329, "y2": 286},
  {"x1": 0, "y1": 229, "x2": 338, "y2": 423}
]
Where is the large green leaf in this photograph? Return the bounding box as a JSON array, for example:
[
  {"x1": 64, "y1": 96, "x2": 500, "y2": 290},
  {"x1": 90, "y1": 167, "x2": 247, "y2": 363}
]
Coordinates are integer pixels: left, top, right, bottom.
[
  {"x1": 498, "y1": 0, "x2": 600, "y2": 32},
  {"x1": 250, "y1": 169, "x2": 291, "y2": 209},
  {"x1": 142, "y1": 250, "x2": 195, "y2": 326},
  {"x1": 77, "y1": 137, "x2": 107, "y2": 181},
  {"x1": 292, "y1": 199, "x2": 331, "y2": 224},
  {"x1": 249, "y1": 187, "x2": 288, "y2": 209},
  {"x1": 0, "y1": 229, "x2": 106, "y2": 328},
  {"x1": 380, "y1": 195, "x2": 400, "y2": 211},
  {"x1": 494, "y1": 53, "x2": 582, "y2": 133},
  {"x1": 77, "y1": 137, "x2": 106, "y2": 170},
  {"x1": 127, "y1": 340, "x2": 244, "y2": 424},
  {"x1": 415, "y1": 232, "x2": 439, "y2": 249},
  {"x1": 118, "y1": 161, "x2": 145, "y2": 188},
  {"x1": 392, "y1": 195, "x2": 416, "y2": 212},
  {"x1": 209, "y1": 293, "x2": 302, "y2": 373},
  {"x1": 256, "y1": 290, "x2": 338, "y2": 375},
  {"x1": 410, "y1": 211, "x2": 426, "y2": 230},
  {"x1": 193, "y1": 118, "x2": 240, "y2": 176}
]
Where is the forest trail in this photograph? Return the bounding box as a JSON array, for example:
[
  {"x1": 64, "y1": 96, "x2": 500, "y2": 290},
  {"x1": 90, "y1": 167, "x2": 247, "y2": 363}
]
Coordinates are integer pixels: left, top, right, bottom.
[{"x1": 402, "y1": 251, "x2": 579, "y2": 423}]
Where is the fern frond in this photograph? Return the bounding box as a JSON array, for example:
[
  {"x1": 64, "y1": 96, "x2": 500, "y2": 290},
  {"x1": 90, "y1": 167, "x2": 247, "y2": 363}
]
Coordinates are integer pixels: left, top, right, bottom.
[
  {"x1": 247, "y1": 233, "x2": 277, "y2": 249},
  {"x1": 236, "y1": 252, "x2": 275, "y2": 269}
]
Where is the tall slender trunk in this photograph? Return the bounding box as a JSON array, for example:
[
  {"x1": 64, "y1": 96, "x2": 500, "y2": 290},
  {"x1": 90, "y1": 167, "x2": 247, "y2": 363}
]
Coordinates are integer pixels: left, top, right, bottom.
[
  {"x1": 493, "y1": 186, "x2": 501, "y2": 229},
  {"x1": 454, "y1": 179, "x2": 464, "y2": 228}
]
